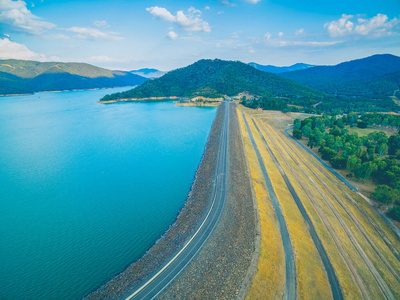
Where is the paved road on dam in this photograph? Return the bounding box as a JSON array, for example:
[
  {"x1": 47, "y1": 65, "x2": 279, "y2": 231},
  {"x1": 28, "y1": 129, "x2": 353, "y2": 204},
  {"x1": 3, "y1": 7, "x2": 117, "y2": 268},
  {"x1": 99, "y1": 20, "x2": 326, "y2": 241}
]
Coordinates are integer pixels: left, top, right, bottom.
[{"x1": 125, "y1": 102, "x2": 230, "y2": 300}]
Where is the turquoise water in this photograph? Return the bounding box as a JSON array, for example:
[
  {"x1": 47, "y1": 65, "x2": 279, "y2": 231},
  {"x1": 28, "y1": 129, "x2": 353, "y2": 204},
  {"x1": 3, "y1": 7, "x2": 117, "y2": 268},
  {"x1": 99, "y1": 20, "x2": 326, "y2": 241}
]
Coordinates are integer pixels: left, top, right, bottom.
[{"x1": 0, "y1": 88, "x2": 216, "y2": 299}]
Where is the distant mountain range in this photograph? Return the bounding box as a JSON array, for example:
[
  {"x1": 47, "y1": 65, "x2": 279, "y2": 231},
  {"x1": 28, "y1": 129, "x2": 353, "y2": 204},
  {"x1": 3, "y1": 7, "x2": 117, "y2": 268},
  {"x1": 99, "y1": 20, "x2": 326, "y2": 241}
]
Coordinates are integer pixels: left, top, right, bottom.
[
  {"x1": 130, "y1": 68, "x2": 166, "y2": 78},
  {"x1": 279, "y1": 54, "x2": 400, "y2": 98},
  {"x1": 0, "y1": 60, "x2": 148, "y2": 95},
  {"x1": 101, "y1": 59, "x2": 326, "y2": 102},
  {"x1": 248, "y1": 62, "x2": 315, "y2": 74}
]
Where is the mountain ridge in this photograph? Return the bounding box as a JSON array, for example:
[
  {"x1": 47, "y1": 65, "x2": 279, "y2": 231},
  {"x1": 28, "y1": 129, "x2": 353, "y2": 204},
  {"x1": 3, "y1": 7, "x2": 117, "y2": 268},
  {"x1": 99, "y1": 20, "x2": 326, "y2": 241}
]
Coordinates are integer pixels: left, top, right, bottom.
[
  {"x1": 249, "y1": 62, "x2": 315, "y2": 74},
  {"x1": 0, "y1": 59, "x2": 148, "y2": 95}
]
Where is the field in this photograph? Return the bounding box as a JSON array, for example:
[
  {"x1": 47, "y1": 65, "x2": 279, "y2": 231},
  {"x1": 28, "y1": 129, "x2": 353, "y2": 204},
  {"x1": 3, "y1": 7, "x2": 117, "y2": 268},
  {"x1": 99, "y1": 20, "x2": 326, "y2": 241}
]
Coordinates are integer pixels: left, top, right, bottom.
[
  {"x1": 345, "y1": 125, "x2": 397, "y2": 137},
  {"x1": 238, "y1": 106, "x2": 400, "y2": 299}
]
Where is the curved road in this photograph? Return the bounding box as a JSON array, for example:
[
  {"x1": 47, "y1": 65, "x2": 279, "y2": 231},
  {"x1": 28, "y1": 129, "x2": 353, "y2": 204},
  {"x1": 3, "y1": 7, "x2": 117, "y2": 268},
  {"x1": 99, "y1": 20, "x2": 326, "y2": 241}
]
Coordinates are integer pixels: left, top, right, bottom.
[{"x1": 125, "y1": 102, "x2": 230, "y2": 300}]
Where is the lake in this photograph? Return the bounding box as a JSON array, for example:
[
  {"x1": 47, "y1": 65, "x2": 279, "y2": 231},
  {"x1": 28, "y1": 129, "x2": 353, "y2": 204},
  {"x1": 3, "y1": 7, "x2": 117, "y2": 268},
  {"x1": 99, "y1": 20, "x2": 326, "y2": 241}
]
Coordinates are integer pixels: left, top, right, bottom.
[{"x1": 0, "y1": 87, "x2": 217, "y2": 299}]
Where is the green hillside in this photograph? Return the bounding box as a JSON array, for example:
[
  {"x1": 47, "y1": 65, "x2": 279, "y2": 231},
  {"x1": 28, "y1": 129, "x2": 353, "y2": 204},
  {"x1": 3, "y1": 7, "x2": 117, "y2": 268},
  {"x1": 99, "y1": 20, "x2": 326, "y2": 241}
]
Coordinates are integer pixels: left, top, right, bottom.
[
  {"x1": 280, "y1": 54, "x2": 400, "y2": 96},
  {"x1": 101, "y1": 59, "x2": 328, "y2": 108},
  {"x1": 0, "y1": 59, "x2": 148, "y2": 95},
  {"x1": 278, "y1": 54, "x2": 400, "y2": 112}
]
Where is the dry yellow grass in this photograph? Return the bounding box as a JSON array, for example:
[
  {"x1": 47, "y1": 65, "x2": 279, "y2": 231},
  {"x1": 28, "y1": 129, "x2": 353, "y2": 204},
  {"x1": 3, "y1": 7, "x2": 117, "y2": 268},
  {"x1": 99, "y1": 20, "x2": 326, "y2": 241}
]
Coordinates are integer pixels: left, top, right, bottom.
[
  {"x1": 257, "y1": 120, "x2": 380, "y2": 299},
  {"x1": 268, "y1": 127, "x2": 400, "y2": 297},
  {"x1": 237, "y1": 110, "x2": 285, "y2": 299},
  {"x1": 243, "y1": 111, "x2": 332, "y2": 299},
  {"x1": 255, "y1": 118, "x2": 364, "y2": 298},
  {"x1": 259, "y1": 117, "x2": 400, "y2": 298}
]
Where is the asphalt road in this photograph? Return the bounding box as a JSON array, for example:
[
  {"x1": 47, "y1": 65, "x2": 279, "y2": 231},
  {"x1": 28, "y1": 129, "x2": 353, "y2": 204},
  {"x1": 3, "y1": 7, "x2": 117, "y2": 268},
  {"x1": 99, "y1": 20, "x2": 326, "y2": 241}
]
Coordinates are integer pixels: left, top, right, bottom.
[{"x1": 125, "y1": 102, "x2": 230, "y2": 300}]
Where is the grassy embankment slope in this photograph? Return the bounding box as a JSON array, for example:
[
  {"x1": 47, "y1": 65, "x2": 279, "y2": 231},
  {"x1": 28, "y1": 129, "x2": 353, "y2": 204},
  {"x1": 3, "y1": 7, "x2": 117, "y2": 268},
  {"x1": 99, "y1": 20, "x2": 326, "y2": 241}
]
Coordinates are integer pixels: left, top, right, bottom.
[
  {"x1": 238, "y1": 107, "x2": 332, "y2": 299},
  {"x1": 0, "y1": 59, "x2": 147, "y2": 95},
  {"x1": 240, "y1": 107, "x2": 400, "y2": 299}
]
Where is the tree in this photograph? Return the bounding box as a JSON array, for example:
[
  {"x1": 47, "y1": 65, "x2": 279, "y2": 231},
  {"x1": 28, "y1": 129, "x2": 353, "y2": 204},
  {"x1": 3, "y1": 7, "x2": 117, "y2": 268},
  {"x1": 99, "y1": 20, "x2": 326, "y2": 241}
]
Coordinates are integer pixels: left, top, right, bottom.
[
  {"x1": 388, "y1": 206, "x2": 400, "y2": 222},
  {"x1": 358, "y1": 121, "x2": 368, "y2": 128},
  {"x1": 293, "y1": 129, "x2": 302, "y2": 139},
  {"x1": 329, "y1": 125, "x2": 341, "y2": 137},
  {"x1": 388, "y1": 135, "x2": 400, "y2": 155},
  {"x1": 301, "y1": 125, "x2": 312, "y2": 138},
  {"x1": 376, "y1": 143, "x2": 388, "y2": 157},
  {"x1": 320, "y1": 147, "x2": 337, "y2": 161},
  {"x1": 331, "y1": 156, "x2": 347, "y2": 169},
  {"x1": 372, "y1": 185, "x2": 400, "y2": 205}
]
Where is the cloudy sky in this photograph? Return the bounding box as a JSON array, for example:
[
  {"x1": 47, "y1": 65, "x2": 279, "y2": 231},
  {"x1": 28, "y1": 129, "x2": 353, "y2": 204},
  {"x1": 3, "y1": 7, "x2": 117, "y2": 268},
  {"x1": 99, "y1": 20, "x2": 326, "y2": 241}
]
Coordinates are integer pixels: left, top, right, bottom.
[{"x1": 0, "y1": 0, "x2": 399, "y2": 70}]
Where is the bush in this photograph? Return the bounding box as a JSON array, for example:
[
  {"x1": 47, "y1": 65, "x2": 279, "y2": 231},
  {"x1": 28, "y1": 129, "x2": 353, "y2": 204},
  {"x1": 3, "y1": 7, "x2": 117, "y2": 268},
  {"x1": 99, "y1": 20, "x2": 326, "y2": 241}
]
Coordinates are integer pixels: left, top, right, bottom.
[
  {"x1": 371, "y1": 185, "x2": 400, "y2": 205},
  {"x1": 330, "y1": 156, "x2": 347, "y2": 169},
  {"x1": 388, "y1": 206, "x2": 400, "y2": 222},
  {"x1": 293, "y1": 129, "x2": 302, "y2": 139}
]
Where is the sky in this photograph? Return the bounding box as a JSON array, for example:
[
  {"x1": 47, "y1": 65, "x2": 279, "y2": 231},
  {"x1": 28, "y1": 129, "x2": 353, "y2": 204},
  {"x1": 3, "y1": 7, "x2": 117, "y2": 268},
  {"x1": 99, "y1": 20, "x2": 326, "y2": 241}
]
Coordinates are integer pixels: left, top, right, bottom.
[{"x1": 0, "y1": 0, "x2": 399, "y2": 71}]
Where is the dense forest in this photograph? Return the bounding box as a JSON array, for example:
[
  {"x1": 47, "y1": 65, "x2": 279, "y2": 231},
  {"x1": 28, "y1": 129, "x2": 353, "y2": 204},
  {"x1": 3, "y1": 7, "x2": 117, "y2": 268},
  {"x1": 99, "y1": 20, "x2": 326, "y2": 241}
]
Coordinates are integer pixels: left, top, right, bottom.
[
  {"x1": 0, "y1": 59, "x2": 147, "y2": 95},
  {"x1": 293, "y1": 113, "x2": 400, "y2": 221},
  {"x1": 100, "y1": 59, "x2": 327, "y2": 103}
]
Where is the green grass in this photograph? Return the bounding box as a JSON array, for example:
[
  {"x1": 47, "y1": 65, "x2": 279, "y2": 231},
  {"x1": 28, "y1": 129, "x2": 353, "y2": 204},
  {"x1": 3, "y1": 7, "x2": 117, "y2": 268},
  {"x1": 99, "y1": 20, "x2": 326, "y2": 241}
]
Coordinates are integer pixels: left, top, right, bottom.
[{"x1": 346, "y1": 125, "x2": 396, "y2": 137}]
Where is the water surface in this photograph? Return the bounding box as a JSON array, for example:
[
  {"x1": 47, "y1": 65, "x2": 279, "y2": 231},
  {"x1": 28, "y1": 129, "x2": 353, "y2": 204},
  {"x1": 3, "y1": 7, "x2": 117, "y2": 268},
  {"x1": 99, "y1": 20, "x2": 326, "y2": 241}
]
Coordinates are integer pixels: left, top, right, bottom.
[{"x1": 0, "y1": 88, "x2": 216, "y2": 299}]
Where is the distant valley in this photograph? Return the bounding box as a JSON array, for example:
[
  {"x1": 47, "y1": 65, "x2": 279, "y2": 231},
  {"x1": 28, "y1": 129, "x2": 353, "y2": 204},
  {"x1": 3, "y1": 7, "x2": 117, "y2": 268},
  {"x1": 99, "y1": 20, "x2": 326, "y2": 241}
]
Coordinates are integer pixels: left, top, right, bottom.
[{"x1": 130, "y1": 68, "x2": 166, "y2": 78}]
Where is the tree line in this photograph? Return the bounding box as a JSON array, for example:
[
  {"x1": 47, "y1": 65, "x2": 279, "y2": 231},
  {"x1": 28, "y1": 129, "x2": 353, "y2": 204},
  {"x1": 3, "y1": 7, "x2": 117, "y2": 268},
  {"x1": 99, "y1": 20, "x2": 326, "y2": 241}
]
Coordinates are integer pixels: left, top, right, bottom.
[{"x1": 293, "y1": 113, "x2": 400, "y2": 221}]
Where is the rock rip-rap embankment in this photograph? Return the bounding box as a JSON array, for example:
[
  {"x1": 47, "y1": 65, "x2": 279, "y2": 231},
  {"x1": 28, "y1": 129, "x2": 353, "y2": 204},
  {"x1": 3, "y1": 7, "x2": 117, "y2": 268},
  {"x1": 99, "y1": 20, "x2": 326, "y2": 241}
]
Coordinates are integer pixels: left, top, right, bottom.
[{"x1": 157, "y1": 103, "x2": 257, "y2": 299}]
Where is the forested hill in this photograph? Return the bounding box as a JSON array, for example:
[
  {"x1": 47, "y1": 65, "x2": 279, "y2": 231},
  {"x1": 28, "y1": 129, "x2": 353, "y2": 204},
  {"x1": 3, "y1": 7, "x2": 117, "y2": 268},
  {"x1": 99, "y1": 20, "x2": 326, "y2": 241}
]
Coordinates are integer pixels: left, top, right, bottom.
[
  {"x1": 100, "y1": 59, "x2": 327, "y2": 102},
  {"x1": 0, "y1": 59, "x2": 148, "y2": 95},
  {"x1": 279, "y1": 54, "x2": 400, "y2": 96}
]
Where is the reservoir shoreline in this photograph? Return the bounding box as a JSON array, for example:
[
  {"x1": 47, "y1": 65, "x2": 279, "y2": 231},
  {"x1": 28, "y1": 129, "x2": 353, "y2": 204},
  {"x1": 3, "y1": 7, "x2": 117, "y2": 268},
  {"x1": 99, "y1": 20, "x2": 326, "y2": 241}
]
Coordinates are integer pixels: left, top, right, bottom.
[{"x1": 84, "y1": 103, "x2": 225, "y2": 299}]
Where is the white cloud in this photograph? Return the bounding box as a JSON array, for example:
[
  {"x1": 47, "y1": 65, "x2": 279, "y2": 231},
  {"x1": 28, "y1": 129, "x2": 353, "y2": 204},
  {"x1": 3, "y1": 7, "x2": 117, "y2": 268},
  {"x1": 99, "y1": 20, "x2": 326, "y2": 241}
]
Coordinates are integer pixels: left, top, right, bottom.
[
  {"x1": 264, "y1": 32, "x2": 271, "y2": 40},
  {"x1": 0, "y1": 0, "x2": 55, "y2": 34},
  {"x1": 325, "y1": 13, "x2": 399, "y2": 38},
  {"x1": 0, "y1": 37, "x2": 57, "y2": 61},
  {"x1": 167, "y1": 31, "x2": 178, "y2": 39},
  {"x1": 65, "y1": 27, "x2": 123, "y2": 40},
  {"x1": 43, "y1": 33, "x2": 69, "y2": 40},
  {"x1": 146, "y1": 6, "x2": 211, "y2": 32},
  {"x1": 86, "y1": 55, "x2": 129, "y2": 63},
  {"x1": 324, "y1": 14, "x2": 354, "y2": 37},
  {"x1": 205, "y1": 6, "x2": 210, "y2": 10},
  {"x1": 231, "y1": 32, "x2": 239, "y2": 38},
  {"x1": 278, "y1": 32, "x2": 284, "y2": 37},
  {"x1": 243, "y1": 0, "x2": 261, "y2": 3},
  {"x1": 269, "y1": 39, "x2": 341, "y2": 47},
  {"x1": 220, "y1": 0, "x2": 237, "y2": 7},
  {"x1": 93, "y1": 20, "x2": 110, "y2": 28},
  {"x1": 295, "y1": 28, "x2": 305, "y2": 36}
]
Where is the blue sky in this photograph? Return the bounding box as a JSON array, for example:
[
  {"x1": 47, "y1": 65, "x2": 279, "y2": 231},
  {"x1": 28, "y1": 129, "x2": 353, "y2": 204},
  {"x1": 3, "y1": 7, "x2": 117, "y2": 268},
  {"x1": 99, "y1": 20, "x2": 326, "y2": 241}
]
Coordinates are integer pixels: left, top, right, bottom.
[{"x1": 0, "y1": 0, "x2": 399, "y2": 70}]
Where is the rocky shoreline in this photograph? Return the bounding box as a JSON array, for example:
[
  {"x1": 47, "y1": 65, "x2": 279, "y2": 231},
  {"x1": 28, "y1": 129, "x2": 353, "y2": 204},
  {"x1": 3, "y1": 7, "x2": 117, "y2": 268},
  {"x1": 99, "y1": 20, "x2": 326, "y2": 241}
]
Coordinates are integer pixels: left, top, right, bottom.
[
  {"x1": 157, "y1": 104, "x2": 257, "y2": 299},
  {"x1": 84, "y1": 103, "x2": 225, "y2": 300}
]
